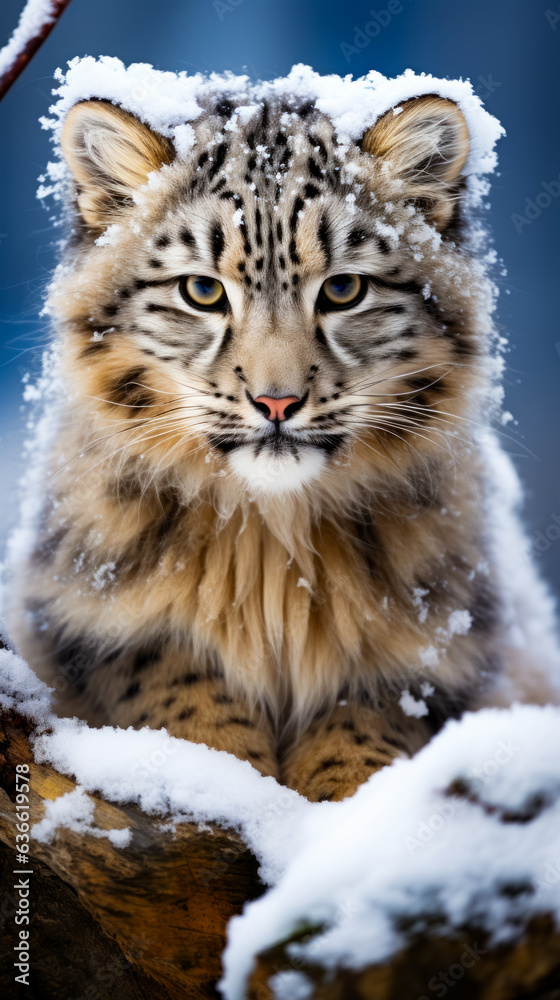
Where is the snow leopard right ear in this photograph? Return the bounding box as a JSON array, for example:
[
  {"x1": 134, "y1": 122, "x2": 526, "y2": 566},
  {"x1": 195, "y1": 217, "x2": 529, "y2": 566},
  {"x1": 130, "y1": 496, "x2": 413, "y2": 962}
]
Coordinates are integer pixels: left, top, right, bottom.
[
  {"x1": 61, "y1": 100, "x2": 175, "y2": 229},
  {"x1": 361, "y1": 94, "x2": 470, "y2": 230}
]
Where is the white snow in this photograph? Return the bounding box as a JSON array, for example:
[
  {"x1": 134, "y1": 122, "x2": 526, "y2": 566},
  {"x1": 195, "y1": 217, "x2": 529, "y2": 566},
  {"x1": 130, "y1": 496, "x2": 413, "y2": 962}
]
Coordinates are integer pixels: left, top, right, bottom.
[
  {"x1": 0, "y1": 0, "x2": 58, "y2": 79},
  {"x1": 37, "y1": 58, "x2": 504, "y2": 219},
  {"x1": 221, "y1": 704, "x2": 560, "y2": 1000},
  {"x1": 0, "y1": 646, "x2": 310, "y2": 887},
  {"x1": 1, "y1": 621, "x2": 560, "y2": 1000},
  {"x1": 399, "y1": 688, "x2": 429, "y2": 718},
  {"x1": 32, "y1": 786, "x2": 131, "y2": 847}
]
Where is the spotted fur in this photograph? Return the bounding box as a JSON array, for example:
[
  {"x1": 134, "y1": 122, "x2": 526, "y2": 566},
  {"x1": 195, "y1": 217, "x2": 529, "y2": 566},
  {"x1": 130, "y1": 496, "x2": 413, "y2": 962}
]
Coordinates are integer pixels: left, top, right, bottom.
[{"x1": 7, "y1": 90, "x2": 525, "y2": 800}]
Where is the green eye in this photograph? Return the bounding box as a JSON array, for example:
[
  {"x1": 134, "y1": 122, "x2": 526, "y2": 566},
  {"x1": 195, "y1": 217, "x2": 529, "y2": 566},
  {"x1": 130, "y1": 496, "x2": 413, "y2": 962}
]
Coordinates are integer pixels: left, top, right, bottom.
[
  {"x1": 180, "y1": 275, "x2": 226, "y2": 310},
  {"x1": 320, "y1": 274, "x2": 366, "y2": 309}
]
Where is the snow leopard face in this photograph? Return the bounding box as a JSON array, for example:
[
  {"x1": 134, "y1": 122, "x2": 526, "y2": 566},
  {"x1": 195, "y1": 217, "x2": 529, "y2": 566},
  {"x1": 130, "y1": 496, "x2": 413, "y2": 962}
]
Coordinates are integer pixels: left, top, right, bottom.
[{"x1": 54, "y1": 91, "x2": 485, "y2": 501}]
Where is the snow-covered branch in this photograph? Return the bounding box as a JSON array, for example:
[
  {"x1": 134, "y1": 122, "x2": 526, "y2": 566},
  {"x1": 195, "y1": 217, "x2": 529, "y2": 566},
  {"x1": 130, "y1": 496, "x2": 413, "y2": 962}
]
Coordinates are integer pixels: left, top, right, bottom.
[{"x1": 0, "y1": 0, "x2": 72, "y2": 102}]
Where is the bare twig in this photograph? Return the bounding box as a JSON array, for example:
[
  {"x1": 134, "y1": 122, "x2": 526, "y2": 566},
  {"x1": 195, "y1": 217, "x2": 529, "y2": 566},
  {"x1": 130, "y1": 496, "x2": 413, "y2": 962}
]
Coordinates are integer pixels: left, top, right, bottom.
[{"x1": 0, "y1": 0, "x2": 72, "y2": 102}]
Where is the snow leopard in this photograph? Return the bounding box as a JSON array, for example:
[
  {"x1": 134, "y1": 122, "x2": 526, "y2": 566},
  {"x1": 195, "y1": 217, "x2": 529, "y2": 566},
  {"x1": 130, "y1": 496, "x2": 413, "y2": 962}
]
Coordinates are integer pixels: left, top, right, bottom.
[{"x1": 7, "y1": 79, "x2": 555, "y2": 802}]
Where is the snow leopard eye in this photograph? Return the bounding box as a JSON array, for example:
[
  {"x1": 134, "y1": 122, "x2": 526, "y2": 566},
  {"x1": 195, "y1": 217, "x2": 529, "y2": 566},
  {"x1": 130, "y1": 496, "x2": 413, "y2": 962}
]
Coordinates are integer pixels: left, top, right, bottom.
[
  {"x1": 319, "y1": 274, "x2": 366, "y2": 310},
  {"x1": 180, "y1": 275, "x2": 227, "y2": 311}
]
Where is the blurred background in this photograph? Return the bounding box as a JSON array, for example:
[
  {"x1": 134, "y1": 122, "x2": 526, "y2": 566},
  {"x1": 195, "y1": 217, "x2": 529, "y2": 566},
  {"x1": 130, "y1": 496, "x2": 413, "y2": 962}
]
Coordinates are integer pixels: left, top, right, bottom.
[{"x1": 0, "y1": 0, "x2": 559, "y2": 595}]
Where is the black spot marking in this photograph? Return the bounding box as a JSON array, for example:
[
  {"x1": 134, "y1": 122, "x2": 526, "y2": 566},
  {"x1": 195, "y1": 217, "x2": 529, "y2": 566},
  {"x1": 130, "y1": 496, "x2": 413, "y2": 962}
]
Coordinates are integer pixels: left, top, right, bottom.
[
  {"x1": 309, "y1": 758, "x2": 345, "y2": 780},
  {"x1": 289, "y1": 238, "x2": 300, "y2": 265},
  {"x1": 132, "y1": 644, "x2": 163, "y2": 675},
  {"x1": 347, "y1": 227, "x2": 369, "y2": 248},
  {"x1": 215, "y1": 97, "x2": 235, "y2": 117},
  {"x1": 208, "y1": 142, "x2": 228, "y2": 181},
  {"x1": 309, "y1": 134, "x2": 328, "y2": 161},
  {"x1": 149, "y1": 258, "x2": 163, "y2": 269},
  {"x1": 181, "y1": 228, "x2": 196, "y2": 247},
  {"x1": 80, "y1": 339, "x2": 111, "y2": 358},
  {"x1": 119, "y1": 681, "x2": 141, "y2": 703},
  {"x1": 213, "y1": 692, "x2": 234, "y2": 705},
  {"x1": 178, "y1": 706, "x2": 196, "y2": 721},
  {"x1": 304, "y1": 183, "x2": 320, "y2": 200},
  {"x1": 307, "y1": 157, "x2": 323, "y2": 181},
  {"x1": 394, "y1": 347, "x2": 417, "y2": 363},
  {"x1": 363, "y1": 756, "x2": 390, "y2": 768},
  {"x1": 176, "y1": 672, "x2": 204, "y2": 687},
  {"x1": 107, "y1": 367, "x2": 154, "y2": 409},
  {"x1": 317, "y1": 213, "x2": 332, "y2": 266},
  {"x1": 145, "y1": 303, "x2": 170, "y2": 313},
  {"x1": 211, "y1": 221, "x2": 225, "y2": 265},
  {"x1": 351, "y1": 733, "x2": 367, "y2": 746},
  {"x1": 297, "y1": 100, "x2": 315, "y2": 118},
  {"x1": 290, "y1": 196, "x2": 304, "y2": 233},
  {"x1": 218, "y1": 716, "x2": 256, "y2": 728},
  {"x1": 255, "y1": 207, "x2": 263, "y2": 246}
]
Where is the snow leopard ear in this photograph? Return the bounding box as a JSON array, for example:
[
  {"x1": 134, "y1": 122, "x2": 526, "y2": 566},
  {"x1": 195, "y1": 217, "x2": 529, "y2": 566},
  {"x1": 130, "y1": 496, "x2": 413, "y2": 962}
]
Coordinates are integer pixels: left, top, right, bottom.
[
  {"x1": 61, "y1": 100, "x2": 175, "y2": 229},
  {"x1": 361, "y1": 95, "x2": 470, "y2": 230}
]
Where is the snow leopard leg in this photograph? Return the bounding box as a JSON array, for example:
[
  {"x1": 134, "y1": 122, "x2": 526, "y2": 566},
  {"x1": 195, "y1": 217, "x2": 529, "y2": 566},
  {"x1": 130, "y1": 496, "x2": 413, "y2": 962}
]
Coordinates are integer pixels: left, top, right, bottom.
[{"x1": 281, "y1": 701, "x2": 431, "y2": 801}]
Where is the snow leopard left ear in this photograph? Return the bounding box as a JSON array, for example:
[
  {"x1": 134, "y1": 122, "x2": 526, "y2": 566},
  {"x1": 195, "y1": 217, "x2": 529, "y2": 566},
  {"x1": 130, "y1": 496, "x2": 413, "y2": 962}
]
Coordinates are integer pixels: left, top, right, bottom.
[
  {"x1": 361, "y1": 94, "x2": 470, "y2": 230},
  {"x1": 61, "y1": 100, "x2": 175, "y2": 230}
]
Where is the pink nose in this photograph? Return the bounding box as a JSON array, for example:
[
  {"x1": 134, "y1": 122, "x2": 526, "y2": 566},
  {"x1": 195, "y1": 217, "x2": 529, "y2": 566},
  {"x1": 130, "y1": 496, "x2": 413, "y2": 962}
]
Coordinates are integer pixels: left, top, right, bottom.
[{"x1": 253, "y1": 395, "x2": 301, "y2": 422}]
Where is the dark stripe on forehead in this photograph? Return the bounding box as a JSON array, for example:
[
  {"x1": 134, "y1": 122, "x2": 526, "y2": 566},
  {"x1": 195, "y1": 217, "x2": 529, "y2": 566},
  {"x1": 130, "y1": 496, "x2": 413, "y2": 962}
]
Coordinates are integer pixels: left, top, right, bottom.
[
  {"x1": 219, "y1": 190, "x2": 243, "y2": 206},
  {"x1": 318, "y1": 213, "x2": 332, "y2": 266},
  {"x1": 290, "y1": 196, "x2": 305, "y2": 233},
  {"x1": 208, "y1": 142, "x2": 228, "y2": 181},
  {"x1": 211, "y1": 222, "x2": 225, "y2": 266},
  {"x1": 309, "y1": 134, "x2": 328, "y2": 162},
  {"x1": 255, "y1": 207, "x2": 263, "y2": 247},
  {"x1": 308, "y1": 157, "x2": 323, "y2": 181}
]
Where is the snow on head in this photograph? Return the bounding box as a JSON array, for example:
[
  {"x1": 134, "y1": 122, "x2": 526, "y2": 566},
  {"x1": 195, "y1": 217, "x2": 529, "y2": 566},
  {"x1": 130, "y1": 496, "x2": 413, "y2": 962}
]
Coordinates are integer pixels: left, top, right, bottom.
[{"x1": 38, "y1": 58, "x2": 503, "y2": 215}]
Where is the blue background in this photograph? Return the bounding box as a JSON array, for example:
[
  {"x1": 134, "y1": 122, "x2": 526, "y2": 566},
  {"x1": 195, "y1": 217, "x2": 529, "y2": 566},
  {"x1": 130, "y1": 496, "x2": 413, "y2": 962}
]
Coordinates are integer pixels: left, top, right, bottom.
[{"x1": 0, "y1": 0, "x2": 559, "y2": 595}]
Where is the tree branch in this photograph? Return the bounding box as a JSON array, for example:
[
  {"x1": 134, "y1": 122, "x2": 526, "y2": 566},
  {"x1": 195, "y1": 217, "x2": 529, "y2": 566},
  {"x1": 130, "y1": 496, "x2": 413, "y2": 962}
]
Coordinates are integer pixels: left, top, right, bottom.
[
  {"x1": 0, "y1": 0, "x2": 73, "y2": 102},
  {"x1": 0, "y1": 708, "x2": 264, "y2": 998}
]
